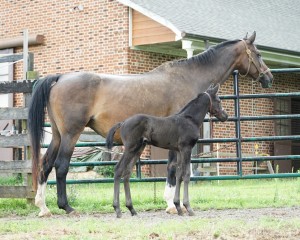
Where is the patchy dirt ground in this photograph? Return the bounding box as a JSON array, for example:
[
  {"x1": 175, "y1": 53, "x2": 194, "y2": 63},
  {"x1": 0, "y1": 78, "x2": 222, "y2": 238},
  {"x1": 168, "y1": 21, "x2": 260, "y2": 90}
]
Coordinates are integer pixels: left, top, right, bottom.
[{"x1": 1, "y1": 207, "x2": 300, "y2": 240}]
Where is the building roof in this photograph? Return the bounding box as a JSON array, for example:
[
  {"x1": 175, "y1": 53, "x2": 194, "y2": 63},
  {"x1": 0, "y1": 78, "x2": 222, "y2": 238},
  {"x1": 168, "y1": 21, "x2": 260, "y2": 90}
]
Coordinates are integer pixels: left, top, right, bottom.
[{"x1": 118, "y1": 0, "x2": 300, "y2": 54}]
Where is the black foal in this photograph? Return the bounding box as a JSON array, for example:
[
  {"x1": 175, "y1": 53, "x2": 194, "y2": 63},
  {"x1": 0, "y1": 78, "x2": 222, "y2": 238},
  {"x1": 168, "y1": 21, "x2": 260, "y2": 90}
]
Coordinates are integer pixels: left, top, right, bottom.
[{"x1": 106, "y1": 84, "x2": 228, "y2": 218}]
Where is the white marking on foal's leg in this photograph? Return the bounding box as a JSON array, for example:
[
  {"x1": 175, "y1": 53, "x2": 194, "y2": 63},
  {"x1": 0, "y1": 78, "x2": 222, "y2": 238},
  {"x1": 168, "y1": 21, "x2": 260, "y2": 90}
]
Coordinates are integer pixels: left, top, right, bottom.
[
  {"x1": 35, "y1": 182, "x2": 51, "y2": 217},
  {"x1": 164, "y1": 182, "x2": 187, "y2": 214},
  {"x1": 164, "y1": 182, "x2": 178, "y2": 214}
]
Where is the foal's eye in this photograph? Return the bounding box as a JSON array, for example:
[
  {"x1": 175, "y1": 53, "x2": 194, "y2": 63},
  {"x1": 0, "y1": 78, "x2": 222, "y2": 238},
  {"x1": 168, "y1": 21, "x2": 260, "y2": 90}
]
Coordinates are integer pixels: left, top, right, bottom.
[{"x1": 257, "y1": 53, "x2": 261, "y2": 58}]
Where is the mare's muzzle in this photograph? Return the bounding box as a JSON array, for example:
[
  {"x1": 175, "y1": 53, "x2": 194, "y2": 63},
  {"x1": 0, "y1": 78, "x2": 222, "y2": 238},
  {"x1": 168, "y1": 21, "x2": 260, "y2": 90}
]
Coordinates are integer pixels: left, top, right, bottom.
[{"x1": 259, "y1": 71, "x2": 273, "y2": 88}]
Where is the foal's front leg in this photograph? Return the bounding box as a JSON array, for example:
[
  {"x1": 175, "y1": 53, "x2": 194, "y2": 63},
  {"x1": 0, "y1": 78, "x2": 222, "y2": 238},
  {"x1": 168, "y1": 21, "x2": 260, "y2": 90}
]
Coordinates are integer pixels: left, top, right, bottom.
[
  {"x1": 182, "y1": 149, "x2": 195, "y2": 216},
  {"x1": 164, "y1": 150, "x2": 178, "y2": 214}
]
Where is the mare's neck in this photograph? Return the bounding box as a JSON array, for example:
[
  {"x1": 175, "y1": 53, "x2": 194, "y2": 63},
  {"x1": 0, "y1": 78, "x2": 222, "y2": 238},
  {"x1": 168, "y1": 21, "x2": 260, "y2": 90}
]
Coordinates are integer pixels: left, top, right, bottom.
[
  {"x1": 179, "y1": 42, "x2": 242, "y2": 87},
  {"x1": 181, "y1": 94, "x2": 210, "y2": 127}
]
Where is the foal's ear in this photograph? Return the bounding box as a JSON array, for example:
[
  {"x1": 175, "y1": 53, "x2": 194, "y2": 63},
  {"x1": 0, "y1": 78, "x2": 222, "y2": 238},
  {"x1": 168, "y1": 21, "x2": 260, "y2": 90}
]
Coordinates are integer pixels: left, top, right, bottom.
[
  {"x1": 209, "y1": 84, "x2": 220, "y2": 95},
  {"x1": 246, "y1": 31, "x2": 256, "y2": 44}
]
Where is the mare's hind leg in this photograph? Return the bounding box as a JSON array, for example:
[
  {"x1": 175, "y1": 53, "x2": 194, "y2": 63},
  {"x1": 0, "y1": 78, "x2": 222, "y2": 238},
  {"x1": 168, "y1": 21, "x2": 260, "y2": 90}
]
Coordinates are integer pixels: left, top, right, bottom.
[
  {"x1": 35, "y1": 140, "x2": 60, "y2": 217},
  {"x1": 35, "y1": 127, "x2": 61, "y2": 217},
  {"x1": 54, "y1": 133, "x2": 81, "y2": 214}
]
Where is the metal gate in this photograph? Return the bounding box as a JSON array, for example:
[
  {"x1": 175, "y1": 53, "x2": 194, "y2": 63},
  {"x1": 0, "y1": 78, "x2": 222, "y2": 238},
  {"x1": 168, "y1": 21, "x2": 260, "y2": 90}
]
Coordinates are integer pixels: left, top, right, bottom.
[{"x1": 47, "y1": 68, "x2": 300, "y2": 185}]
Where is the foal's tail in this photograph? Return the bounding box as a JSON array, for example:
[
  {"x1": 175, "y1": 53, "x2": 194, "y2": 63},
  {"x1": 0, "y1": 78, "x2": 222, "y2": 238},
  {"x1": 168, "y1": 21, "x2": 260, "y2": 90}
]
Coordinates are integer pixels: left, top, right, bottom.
[
  {"x1": 28, "y1": 75, "x2": 61, "y2": 190},
  {"x1": 106, "y1": 122, "x2": 123, "y2": 150}
]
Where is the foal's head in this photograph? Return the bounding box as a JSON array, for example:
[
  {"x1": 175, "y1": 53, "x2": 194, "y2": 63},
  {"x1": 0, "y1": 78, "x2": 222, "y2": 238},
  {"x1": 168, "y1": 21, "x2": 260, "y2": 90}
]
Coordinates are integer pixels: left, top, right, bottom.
[{"x1": 206, "y1": 85, "x2": 228, "y2": 122}]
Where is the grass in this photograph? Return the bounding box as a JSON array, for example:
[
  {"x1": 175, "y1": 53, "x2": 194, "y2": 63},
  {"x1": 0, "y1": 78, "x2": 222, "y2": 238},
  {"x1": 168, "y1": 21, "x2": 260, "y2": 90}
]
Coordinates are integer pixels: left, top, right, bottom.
[
  {"x1": 1, "y1": 178, "x2": 300, "y2": 216},
  {"x1": 1, "y1": 178, "x2": 300, "y2": 239}
]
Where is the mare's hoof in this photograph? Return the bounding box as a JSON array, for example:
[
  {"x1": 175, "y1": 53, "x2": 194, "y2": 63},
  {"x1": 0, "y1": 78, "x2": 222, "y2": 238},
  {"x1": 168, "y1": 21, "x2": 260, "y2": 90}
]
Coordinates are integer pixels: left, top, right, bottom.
[
  {"x1": 116, "y1": 212, "x2": 122, "y2": 218},
  {"x1": 38, "y1": 210, "x2": 52, "y2": 218}
]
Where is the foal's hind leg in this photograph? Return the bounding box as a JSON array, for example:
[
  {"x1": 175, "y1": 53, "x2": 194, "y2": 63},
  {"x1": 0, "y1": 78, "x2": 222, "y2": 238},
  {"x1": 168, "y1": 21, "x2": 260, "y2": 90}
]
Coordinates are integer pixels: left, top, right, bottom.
[
  {"x1": 113, "y1": 161, "x2": 122, "y2": 218},
  {"x1": 35, "y1": 127, "x2": 60, "y2": 217},
  {"x1": 113, "y1": 146, "x2": 143, "y2": 218},
  {"x1": 123, "y1": 144, "x2": 145, "y2": 216}
]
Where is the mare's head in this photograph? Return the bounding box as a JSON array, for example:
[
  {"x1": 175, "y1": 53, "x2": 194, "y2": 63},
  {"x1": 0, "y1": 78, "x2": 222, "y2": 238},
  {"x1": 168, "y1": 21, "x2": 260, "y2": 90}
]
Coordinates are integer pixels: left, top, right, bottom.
[
  {"x1": 206, "y1": 85, "x2": 228, "y2": 122},
  {"x1": 237, "y1": 31, "x2": 273, "y2": 88}
]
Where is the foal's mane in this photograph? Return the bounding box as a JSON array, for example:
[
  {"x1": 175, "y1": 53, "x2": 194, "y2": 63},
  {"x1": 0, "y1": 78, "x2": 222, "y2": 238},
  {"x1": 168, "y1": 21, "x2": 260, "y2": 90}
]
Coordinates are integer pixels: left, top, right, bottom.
[
  {"x1": 175, "y1": 92, "x2": 206, "y2": 115},
  {"x1": 152, "y1": 39, "x2": 240, "y2": 72}
]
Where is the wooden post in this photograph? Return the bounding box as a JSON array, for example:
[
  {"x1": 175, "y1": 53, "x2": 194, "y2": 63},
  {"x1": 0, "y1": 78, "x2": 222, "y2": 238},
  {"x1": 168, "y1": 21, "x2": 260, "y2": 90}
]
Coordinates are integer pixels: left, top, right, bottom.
[{"x1": 23, "y1": 30, "x2": 37, "y2": 203}]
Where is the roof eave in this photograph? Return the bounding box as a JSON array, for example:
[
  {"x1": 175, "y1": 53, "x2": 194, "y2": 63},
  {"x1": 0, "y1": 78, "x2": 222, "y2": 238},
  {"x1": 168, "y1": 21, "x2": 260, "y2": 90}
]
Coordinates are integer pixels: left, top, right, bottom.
[
  {"x1": 117, "y1": 0, "x2": 183, "y2": 38},
  {"x1": 182, "y1": 33, "x2": 300, "y2": 67}
]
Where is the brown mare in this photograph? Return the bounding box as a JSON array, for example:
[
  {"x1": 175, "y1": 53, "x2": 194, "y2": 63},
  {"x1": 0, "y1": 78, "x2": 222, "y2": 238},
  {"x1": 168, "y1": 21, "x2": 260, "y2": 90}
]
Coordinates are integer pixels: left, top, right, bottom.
[{"x1": 28, "y1": 32, "x2": 273, "y2": 217}]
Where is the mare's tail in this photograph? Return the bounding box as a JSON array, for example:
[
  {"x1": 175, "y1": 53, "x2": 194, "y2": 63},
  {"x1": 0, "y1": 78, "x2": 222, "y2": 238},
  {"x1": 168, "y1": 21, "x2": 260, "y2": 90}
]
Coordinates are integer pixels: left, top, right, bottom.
[
  {"x1": 28, "y1": 75, "x2": 61, "y2": 190},
  {"x1": 106, "y1": 122, "x2": 123, "y2": 150}
]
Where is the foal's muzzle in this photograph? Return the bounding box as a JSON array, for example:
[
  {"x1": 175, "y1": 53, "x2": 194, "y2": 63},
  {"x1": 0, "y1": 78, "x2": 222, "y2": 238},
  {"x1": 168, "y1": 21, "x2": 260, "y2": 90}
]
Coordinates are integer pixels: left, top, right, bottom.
[{"x1": 215, "y1": 109, "x2": 228, "y2": 122}]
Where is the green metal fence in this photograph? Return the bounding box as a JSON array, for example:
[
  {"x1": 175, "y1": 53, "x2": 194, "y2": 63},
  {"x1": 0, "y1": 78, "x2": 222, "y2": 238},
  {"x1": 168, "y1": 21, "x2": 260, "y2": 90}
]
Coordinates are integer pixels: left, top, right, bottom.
[{"x1": 47, "y1": 68, "x2": 300, "y2": 184}]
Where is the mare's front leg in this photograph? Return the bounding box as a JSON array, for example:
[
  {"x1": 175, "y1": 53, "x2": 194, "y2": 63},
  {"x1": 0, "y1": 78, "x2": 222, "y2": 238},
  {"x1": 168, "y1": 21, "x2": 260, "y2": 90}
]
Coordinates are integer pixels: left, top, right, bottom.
[
  {"x1": 164, "y1": 150, "x2": 177, "y2": 213},
  {"x1": 35, "y1": 134, "x2": 60, "y2": 217},
  {"x1": 54, "y1": 134, "x2": 78, "y2": 214},
  {"x1": 182, "y1": 148, "x2": 195, "y2": 216}
]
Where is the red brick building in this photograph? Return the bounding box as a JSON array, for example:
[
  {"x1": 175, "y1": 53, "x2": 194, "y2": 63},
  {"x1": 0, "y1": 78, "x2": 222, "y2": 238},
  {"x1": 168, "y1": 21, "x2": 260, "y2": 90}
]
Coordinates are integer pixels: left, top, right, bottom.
[{"x1": 1, "y1": 0, "x2": 299, "y2": 175}]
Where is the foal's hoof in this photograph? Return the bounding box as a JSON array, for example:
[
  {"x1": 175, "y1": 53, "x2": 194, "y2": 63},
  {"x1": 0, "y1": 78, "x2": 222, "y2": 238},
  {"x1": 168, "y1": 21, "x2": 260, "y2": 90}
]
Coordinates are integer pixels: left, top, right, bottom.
[
  {"x1": 115, "y1": 209, "x2": 122, "y2": 218},
  {"x1": 177, "y1": 209, "x2": 184, "y2": 216},
  {"x1": 130, "y1": 209, "x2": 138, "y2": 216},
  {"x1": 188, "y1": 210, "x2": 195, "y2": 216},
  {"x1": 66, "y1": 207, "x2": 76, "y2": 214},
  {"x1": 166, "y1": 206, "x2": 177, "y2": 214},
  {"x1": 68, "y1": 210, "x2": 80, "y2": 216},
  {"x1": 166, "y1": 205, "x2": 187, "y2": 214}
]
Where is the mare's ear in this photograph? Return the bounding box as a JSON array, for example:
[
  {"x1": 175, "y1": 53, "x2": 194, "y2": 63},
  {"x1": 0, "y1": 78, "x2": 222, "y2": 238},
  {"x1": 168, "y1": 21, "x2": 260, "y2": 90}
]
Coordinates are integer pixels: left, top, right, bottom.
[
  {"x1": 243, "y1": 32, "x2": 248, "y2": 40},
  {"x1": 246, "y1": 31, "x2": 256, "y2": 44}
]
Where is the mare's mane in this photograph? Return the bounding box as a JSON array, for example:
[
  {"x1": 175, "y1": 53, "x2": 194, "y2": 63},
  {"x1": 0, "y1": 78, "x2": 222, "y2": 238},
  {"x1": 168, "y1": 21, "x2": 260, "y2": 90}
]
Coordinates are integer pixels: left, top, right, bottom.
[{"x1": 152, "y1": 39, "x2": 240, "y2": 72}]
